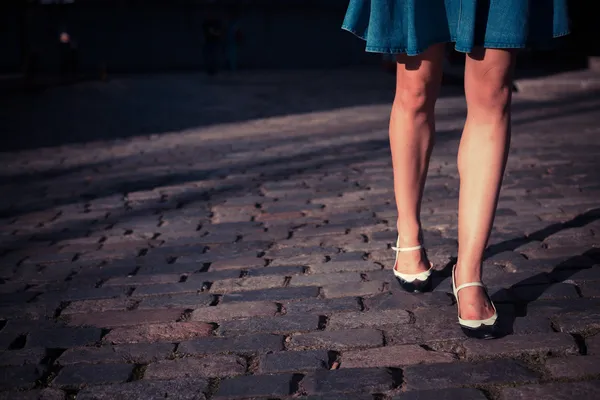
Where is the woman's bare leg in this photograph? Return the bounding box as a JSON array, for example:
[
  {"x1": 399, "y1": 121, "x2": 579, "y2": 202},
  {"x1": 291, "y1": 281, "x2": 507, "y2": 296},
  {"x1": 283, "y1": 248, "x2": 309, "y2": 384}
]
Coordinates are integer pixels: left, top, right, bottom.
[
  {"x1": 391, "y1": 44, "x2": 445, "y2": 273},
  {"x1": 456, "y1": 48, "x2": 517, "y2": 319}
]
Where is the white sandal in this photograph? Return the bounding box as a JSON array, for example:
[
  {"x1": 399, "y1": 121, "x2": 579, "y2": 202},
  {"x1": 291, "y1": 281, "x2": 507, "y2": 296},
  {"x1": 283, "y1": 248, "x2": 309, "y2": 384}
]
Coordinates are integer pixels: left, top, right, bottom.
[
  {"x1": 452, "y1": 265, "x2": 499, "y2": 339},
  {"x1": 392, "y1": 237, "x2": 433, "y2": 293}
]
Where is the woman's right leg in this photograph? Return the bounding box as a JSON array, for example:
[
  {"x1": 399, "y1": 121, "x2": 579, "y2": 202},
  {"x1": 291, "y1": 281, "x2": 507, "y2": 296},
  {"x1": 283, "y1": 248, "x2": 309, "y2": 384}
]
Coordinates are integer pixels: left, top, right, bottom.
[{"x1": 391, "y1": 43, "x2": 446, "y2": 273}]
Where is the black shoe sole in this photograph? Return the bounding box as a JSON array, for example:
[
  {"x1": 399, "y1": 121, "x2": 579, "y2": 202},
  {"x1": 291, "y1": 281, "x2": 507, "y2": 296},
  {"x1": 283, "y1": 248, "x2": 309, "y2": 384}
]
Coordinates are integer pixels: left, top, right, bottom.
[
  {"x1": 396, "y1": 276, "x2": 433, "y2": 293},
  {"x1": 460, "y1": 323, "x2": 500, "y2": 339}
]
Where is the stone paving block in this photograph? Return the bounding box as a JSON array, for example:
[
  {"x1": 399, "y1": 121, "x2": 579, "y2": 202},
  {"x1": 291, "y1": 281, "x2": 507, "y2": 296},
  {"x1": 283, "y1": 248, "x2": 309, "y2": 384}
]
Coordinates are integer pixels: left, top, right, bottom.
[
  {"x1": 103, "y1": 321, "x2": 214, "y2": 344},
  {"x1": 38, "y1": 286, "x2": 127, "y2": 303},
  {"x1": 552, "y1": 310, "x2": 600, "y2": 335},
  {"x1": 309, "y1": 261, "x2": 381, "y2": 274},
  {"x1": 26, "y1": 326, "x2": 102, "y2": 348},
  {"x1": 51, "y1": 363, "x2": 135, "y2": 388},
  {"x1": 246, "y1": 265, "x2": 305, "y2": 277},
  {"x1": 178, "y1": 333, "x2": 285, "y2": 356},
  {"x1": 102, "y1": 274, "x2": 182, "y2": 286},
  {"x1": 578, "y1": 281, "x2": 600, "y2": 298},
  {"x1": 287, "y1": 328, "x2": 383, "y2": 351},
  {"x1": 553, "y1": 265, "x2": 600, "y2": 283},
  {"x1": 295, "y1": 394, "x2": 374, "y2": 400},
  {"x1": 498, "y1": 381, "x2": 600, "y2": 400},
  {"x1": 137, "y1": 293, "x2": 213, "y2": 310},
  {"x1": 213, "y1": 373, "x2": 294, "y2": 399},
  {"x1": 302, "y1": 368, "x2": 394, "y2": 394},
  {"x1": 365, "y1": 291, "x2": 452, "y2": 311},
  {"x1": 282, "y1": 297, "x2": 362, "y2": 315},
  {"x1": 131, "y1": 281, "x2": 209, "y2": 297},
  {"x1": 322, "y1": 281, "x2": 385, "y2": 299},
  {"x1": 219, "y1": 286, "x2": 320, "y2": 303},
  {"x1": 0, "y1": 388, "x2": 65, "y2": 400},
  {"x1": 328, "y1": 251, "x2": 369, "y2": 263},
  {"x1": 23, "y1": 252, "x2": 78, "y2": 265},
  {"x1": 290, "y1": 272, "x2": 363, "y2": 287},
  {"x1": 511, "y1": 315, "x2": 555, "y2": 334},
  {"x1": 392, "y1": 388, "x2": 489, "y2": 400},
  {"x1": 545, "y1": 355, "x2": 600, "y2": 379},
  {"x1": 0, "y1": 364, "x2": 46, "y2": 390},
  {"x1": 67, "y1": 308, "x2": 184, "y2": 328},
  {"x1": 463, "y1": 333, "x2": 578, "y2": 360},
  {"x1": 186, "y1": 269, "x2": 247, "y2": 283},
  {"x1": 403, "y1": 359, "x2": 539, "y2": 390},
  {"x1": 190, "y1": 301, "x2": 278, "y2": 322},
  {"x1": 527, "y1": 297, "x2": 600, "y2": 313},
  {"x1": 341, "y1": 345, "x2": 455, "y2": 368},
  {"x1": 144, "y1": 355, "x2": 246, "y2": 379},
  {"x1": 209, "y1": 275, "x2": 285, "y2": 294},
  {"x1": 57, "y1": 343, "x2": 174, "y2": 365},
  {"x1": 293, "y1": 225, "x2": 349, "y2": 238},
  {"x1": 387, "y1": 308, "x2": 463, "y2": 345},
  {"x1": 218, "y1": 314, "x2": 320, "y2": 335},
  {"x1": 61, "y1": 297, "x2": 135, "y2": 315},
  {"x1": 327, "y1": 309, "x2": 411, "y2": 330},
  {"x1": 259, "y1": 350, "x2": 330, "y2": 373},
  {"x1": 208, "y1": 256, "x2": 265, "y2": 271},
  {"x1": 0, "y1": 347, "x2": 46, "y2": 367},
  {"x1": 586, "y1": 334, "x2": 600, "y2": 355},
  {"x1": 511, "y1": 283, "x2": 580, "y2": 302},
  {"x1": 134, "y1": 262, "x2": 204, "y2": 275},
  {"x1": 0, "y1": 291, "x2": 38, "y2": 306}
]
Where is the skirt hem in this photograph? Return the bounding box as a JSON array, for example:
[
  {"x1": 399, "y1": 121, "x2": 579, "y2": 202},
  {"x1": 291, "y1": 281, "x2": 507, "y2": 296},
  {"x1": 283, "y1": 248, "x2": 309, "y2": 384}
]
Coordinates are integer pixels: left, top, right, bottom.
[{"x1": 342, "y1": 25, "x2": 571, "y2": 56}]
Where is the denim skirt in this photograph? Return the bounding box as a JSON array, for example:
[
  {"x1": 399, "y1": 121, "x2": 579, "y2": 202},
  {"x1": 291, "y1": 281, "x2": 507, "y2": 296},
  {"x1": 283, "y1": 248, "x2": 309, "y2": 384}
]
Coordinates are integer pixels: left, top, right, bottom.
[{"x1": 342, "y1": 0, "x2": 570, "y2": 55}]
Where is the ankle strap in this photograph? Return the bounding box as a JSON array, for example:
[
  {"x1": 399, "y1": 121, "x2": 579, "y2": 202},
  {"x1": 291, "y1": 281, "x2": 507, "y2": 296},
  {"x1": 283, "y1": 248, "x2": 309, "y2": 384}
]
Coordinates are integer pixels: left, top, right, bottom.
[
  {"x1": 455, "y1": 281, "x2": 484, "y2": 293},
  {"x1": 392, "y1": 244, "x2": 422, "y2": 252}
]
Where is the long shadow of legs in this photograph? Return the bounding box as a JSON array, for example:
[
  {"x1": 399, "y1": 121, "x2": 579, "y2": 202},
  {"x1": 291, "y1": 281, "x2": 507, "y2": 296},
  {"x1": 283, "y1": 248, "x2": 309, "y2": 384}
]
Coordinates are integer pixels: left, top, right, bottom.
[
  {"x1": 429, "y1": 208, "x2": 600, "y2": 336},
  {"x1": 498, "y1": 246, "x2": 600, "y2": 337}
]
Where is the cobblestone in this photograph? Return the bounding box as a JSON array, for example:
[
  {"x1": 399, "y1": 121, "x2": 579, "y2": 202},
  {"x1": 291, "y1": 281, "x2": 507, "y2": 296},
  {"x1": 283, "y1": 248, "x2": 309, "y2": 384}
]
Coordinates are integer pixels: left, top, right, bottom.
[
  {"x1": 544, "y1": 355, "x2": 600, "y2": 379},
  {"x1": 341, "y1": 345, "x2": 455, "y2": 368},
  {"x1": 190, "y1": 301, "x2": 278, "y2": 322},
  {"x1": 76, "y1": 379, "x2": 209, "y2": 400},
  {"x1": 51, "y1": 363, "x2": 134, "y2": 388},
  {"x1": 327, "y1": 310, "x2": 411, "y2": 330},
  {"x1": 178, "y1": 333, "x2": 285, "y2": 355},
  {"x1": 1, "y1": 70, "x2": 599, "y2": 397},
  {"x1": 498, "y1": 381, "x2": 600, "y2": 400},
  {"x1": 403, "y1": 359, "x2": 540, "y2": 390},
  {"x1": 302, "y1": 368, "x2": 394, "y2": 394},
  {"x1": 217, "y1": 314, "x2": 320, "y2": 335},
  {"x1": 287, "y1": 328, "x2": 384, "y2": 351},
  {"x1": 463, "y1": 333, "x2": 579, "y2": 360},
  {"x1": 258, "y1": 350, "x2": 330, "y2": 373},
  {"x1": 103, "y1": 321, "x2": 214, "y2": 344},
  {"x1": 144, "y1": 355, "x2": 246, "y2": 379},
  {"x1": 66, "y1": 308, "x2": 184, "y2": 328},
  {"x1": 57, "y1": 343, "x2": 175, "y2": 365},
  {"x1": 216, "y1": 374, "x2": 298, "y2": 399}
]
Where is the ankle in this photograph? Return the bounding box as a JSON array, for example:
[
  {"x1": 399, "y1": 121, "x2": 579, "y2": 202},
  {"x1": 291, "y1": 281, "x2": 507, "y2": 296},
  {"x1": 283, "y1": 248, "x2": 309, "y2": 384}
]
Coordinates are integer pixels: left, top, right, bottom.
[
  {"x1": 396, "y1": 221, "x2": 422, "y2": 247},
  {"x1": 454, "y1": 262, "x2": 483, "y2": 284}
]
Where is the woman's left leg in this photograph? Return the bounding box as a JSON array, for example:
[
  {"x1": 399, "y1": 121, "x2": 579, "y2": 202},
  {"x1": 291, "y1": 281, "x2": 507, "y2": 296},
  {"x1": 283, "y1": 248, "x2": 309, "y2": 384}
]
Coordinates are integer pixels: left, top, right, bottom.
[{"x1": 456, "y1": 48, "x2": 517, "y2": 320}]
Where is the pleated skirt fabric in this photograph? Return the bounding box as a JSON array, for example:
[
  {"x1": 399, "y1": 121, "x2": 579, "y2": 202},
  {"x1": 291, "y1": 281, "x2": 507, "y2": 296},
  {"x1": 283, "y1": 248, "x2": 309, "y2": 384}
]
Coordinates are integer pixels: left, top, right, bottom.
[{"x1": 342, "y1": 0, "x2": 570, "y2": 55}]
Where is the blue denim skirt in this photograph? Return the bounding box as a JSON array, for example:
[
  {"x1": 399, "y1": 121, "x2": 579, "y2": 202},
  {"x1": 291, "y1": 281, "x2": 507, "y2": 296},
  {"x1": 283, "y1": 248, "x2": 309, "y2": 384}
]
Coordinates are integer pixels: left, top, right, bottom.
[{"x1": 342, "y1": 0, "x2": 570, "y2": 55}]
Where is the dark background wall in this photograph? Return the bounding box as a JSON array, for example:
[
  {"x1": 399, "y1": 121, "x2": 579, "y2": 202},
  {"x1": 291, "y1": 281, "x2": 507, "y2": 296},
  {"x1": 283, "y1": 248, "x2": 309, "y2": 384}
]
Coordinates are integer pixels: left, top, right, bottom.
[
  {"x1": 1, "y1": 0, "x2": 376, "y2": 74},
  {"x1": 0, "y1": 0, "x2": 595, "y2": 75}
]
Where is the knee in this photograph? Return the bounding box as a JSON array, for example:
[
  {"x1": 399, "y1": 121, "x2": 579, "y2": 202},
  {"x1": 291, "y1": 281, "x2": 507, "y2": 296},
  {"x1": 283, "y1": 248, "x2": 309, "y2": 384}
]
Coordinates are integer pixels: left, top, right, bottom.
[
  {"x1": 467, "y1": 69, "x2": 512, "y2": 114},
  {"x1": 393, "y1": 82, "x2": 437, "y2": 116}
]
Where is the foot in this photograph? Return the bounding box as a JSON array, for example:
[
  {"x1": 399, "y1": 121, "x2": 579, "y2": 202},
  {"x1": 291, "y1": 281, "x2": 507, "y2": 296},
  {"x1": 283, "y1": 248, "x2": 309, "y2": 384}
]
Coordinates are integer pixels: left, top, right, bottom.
[
  {"x1": 454, "y1": 268, "x2": 495, "y2": 321},
  {"x1": 393, "y1": 246, "x2": 431, "y2": 275}
]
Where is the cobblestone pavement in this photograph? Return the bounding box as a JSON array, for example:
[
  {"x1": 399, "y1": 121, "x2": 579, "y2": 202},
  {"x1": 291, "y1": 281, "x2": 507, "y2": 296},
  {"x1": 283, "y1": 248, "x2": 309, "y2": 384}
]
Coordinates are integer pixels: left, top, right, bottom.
[{"x1": 0, "y1": 69, "x2": 599, "y2": 399}]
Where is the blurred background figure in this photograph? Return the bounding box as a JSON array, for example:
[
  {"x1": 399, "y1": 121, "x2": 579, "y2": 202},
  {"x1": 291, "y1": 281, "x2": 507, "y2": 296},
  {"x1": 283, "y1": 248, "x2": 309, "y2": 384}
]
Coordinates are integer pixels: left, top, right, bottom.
[
  {"x1": 202, "y1": 13, "x2": 223, "y2": 76},
  {"x1": 226, "y1": 8, "x2": 243, "y2": 72},
  {"x1": 58, "y1": 28, "x2": 78, "y2": 82}
]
